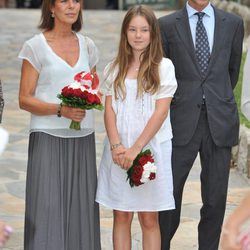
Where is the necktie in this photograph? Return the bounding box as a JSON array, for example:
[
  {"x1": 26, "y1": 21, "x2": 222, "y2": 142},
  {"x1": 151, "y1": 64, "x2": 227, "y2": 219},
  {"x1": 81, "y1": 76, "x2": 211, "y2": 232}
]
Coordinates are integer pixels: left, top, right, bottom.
[{"x1": 195, "y1": 12, "x2": 210, "y2": 75}]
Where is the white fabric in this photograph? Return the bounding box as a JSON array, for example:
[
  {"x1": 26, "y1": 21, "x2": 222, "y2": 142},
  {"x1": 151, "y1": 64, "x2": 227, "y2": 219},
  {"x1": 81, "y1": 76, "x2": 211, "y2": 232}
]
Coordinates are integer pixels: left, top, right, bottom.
[
  {"x1": 0, "y1": 127, "x2": 8, "y2": 155},
  {"x1": 96, "y1": 59, "x2": 177, "y2": 211},
  {"x1": 241, "y1": 40, "x2": 250, "y2": 121},
  {"x1": 18, "y1": 33, "x2": 99, "y2": 138},
  {"x1": 102, "y1": 58, "x2": 177, "y2": 143}
]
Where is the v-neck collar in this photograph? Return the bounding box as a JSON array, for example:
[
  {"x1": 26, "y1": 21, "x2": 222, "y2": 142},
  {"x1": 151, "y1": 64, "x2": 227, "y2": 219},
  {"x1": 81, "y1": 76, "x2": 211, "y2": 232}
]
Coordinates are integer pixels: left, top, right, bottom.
[{"x1": 40, "y1": 32, "x2": 81, "y2": 69}]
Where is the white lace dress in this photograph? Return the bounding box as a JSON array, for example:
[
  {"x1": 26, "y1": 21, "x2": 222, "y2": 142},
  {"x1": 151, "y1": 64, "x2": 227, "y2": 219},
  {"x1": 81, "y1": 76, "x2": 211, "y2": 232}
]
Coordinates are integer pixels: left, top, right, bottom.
[{"x1": 96, "y1": 58, "x2": 177, "y2": 211}]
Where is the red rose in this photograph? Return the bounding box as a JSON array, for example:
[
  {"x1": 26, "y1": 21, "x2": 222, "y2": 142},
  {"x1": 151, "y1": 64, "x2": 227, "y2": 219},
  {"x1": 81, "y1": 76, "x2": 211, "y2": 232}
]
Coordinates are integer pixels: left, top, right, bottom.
[
  {"x1": 62, "y1": 86, "x2": 69, "y2": 96},
  {"x1": 74, "y1": 88, "x2": 82, "y2": 98},
  {"x1": 133, "y1": 165, "x2": 143, "y2": 177},
  {"x1": 146, "y1": 154, "x2": 154, "y2": 163},
  {"x1": 63, "y1": 88, "x2": 74, "y2": 97},
  {"x1": 94, "y1": 94, "x2": 101, "y2": 104},
  {"x1": 86, "y1": 93, "x2": 96, "y2": 104},
  {"x1": 131, "y1": 174, "x2": 141, "y2": 186},
  {"x1": 138, "y1": 155, "x2": 148, "y2": 166},
  {"x1": 81, "y1": 90, "x2": 88, "y2": 99}
]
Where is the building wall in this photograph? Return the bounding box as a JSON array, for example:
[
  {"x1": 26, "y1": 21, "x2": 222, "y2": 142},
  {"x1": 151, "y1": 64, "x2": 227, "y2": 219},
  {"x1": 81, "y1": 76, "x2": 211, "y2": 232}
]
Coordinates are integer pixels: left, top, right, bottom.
[{"x1": 84, "y1": 0, "x2": 106, "y2": 9}]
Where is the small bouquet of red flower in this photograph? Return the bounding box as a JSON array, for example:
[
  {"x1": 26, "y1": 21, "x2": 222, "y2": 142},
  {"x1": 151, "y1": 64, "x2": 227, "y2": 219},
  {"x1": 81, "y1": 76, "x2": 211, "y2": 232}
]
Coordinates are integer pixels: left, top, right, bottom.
[
  {"x1": 126, "y1": 149, "x2": 157, "y2": 188},
  {"x1": 57, "y1": 71, "x2": 104, "y2": 130}
]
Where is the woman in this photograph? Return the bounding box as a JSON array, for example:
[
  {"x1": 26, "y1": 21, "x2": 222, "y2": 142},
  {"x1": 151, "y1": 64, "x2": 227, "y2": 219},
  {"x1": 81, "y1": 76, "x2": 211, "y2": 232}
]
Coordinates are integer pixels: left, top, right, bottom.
[
  {"x1": 96, "y1": 5, "x2": 177, "y2": 249},
  {"x1": 18, "y1": 0, "x2": 101, "y2": 249}
]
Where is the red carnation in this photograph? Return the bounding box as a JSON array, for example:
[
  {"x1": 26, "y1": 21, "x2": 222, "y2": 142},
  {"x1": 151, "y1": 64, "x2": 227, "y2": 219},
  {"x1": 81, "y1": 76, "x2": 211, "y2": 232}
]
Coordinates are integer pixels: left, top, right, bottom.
[
  {"x1": 74, "y1": 71, "x2": 85, "y2": 82},
  {"x1": 149, "y1": 173, "x2": 156, "y2": 180}
]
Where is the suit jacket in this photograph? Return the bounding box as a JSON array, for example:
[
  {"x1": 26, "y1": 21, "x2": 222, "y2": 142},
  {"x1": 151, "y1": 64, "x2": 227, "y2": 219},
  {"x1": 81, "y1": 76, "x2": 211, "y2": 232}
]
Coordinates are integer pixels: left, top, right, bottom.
[{"x1": 159, "y1": 6, "x2": 244, "y2": 147}]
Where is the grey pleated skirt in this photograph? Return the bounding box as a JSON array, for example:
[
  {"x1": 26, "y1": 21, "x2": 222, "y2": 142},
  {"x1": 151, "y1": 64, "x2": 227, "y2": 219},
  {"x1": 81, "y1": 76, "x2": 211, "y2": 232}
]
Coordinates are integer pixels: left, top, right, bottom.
[{"x1": 24, "y1": 132, "x2": 101, "y2": 250}]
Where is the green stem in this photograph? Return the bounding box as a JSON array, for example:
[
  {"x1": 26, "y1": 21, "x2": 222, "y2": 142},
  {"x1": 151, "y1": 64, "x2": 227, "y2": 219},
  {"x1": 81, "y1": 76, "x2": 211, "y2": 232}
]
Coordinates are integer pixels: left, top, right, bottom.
[{"x1": 70, "y1": 120, "x2": 81, "y2": 130}]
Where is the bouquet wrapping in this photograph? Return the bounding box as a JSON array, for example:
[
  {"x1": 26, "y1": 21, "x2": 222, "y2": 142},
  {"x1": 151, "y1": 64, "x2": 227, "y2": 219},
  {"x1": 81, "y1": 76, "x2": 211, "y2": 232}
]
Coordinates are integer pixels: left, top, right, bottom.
[
  {"x1": 126, "y1": 149, "x2": 157, "y2": 188},
  {"x1": 57, "y1": 71, "x2": 104, "y2": 130}
]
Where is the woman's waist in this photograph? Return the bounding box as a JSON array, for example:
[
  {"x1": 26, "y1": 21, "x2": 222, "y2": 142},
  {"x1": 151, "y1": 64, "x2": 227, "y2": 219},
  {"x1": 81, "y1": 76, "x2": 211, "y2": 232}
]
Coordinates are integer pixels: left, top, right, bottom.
[{"x1": 30, "y1": 111, "x2": 94, "y2": 130}]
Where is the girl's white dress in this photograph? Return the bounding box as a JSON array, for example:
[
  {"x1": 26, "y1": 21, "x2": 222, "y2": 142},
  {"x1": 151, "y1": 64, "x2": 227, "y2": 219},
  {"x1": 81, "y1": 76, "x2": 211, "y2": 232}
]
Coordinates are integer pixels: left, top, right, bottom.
[{"x1": 96, "y1": 58, "x2": 177, "y2": 211}]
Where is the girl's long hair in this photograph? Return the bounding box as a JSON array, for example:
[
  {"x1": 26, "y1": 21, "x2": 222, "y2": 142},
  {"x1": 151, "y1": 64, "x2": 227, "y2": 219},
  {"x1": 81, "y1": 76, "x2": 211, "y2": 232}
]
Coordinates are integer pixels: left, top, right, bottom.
[{"x1": 109, "y1": 5, "x2": 163, "y2": 100}]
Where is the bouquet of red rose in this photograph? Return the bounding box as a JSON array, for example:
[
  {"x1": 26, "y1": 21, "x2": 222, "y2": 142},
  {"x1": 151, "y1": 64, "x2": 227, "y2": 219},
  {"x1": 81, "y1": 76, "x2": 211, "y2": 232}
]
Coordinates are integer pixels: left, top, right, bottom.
[
  {"x1": 57, "y1": 71, "x2": 104, "y2": 130},
  {"x1": 126, "y1": 149, "x2": 157, "y2": 188}
]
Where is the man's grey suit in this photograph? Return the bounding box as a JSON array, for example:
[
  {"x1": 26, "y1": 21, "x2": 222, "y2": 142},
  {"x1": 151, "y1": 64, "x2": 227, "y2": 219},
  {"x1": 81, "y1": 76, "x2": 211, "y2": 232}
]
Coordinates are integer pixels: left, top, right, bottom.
[{"x1": 158, "y1": 5, "x2": 244, "y2": 250}]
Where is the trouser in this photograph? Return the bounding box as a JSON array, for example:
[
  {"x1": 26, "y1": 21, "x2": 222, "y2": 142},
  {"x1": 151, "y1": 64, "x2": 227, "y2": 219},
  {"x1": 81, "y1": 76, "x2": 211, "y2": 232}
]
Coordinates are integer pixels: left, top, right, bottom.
[{"x1": 159, "y1": 103, "x2": 231, "y2": 250}]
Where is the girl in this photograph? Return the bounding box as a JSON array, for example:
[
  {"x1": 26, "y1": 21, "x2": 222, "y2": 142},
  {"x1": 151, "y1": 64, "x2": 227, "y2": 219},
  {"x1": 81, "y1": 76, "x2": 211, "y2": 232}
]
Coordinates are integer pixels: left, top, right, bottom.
[{"x1": 96, "y1": 5, "x2": 177, "y2": 250}]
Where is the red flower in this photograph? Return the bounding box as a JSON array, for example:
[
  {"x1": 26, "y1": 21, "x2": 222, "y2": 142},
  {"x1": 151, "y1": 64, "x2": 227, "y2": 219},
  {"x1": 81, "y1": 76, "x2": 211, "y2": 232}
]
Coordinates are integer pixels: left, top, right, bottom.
[
  {"x1": 149, "y1": 173, "x2": 156, "y2": 180},
  {"x1": 92, "y1": 73, "x2": 99, "y2": 89},
  {"x1": 126, "y1": 149, "x2": 156, "y2": 188},
  {"x1": 133, "y1": 165, "x2": 143, "y2": 177},
  {"x1": 57, "y1": 70, "x2": 104, "y2": 131},
  {"x1": 131, "y1": 174, "x2": 141, "y2": 186},
  {"x1": 138, "y1": 155, "x2": 148, "y2": 166},
  {"x1": 74, "y1": 71, "x2": 85, "y2": 82},
  {"x1": 81, "y1": 72, "x2": 93, "y2": 81},
  {"x1": 86, "y1": 93, "x2": 96, "y2": 104},
  {"x1": 94, "y1": 95, "x2": 101, "y2": 104},
  {"x1": 74, "y1": 89, "x2": 82, "y2": 98}
]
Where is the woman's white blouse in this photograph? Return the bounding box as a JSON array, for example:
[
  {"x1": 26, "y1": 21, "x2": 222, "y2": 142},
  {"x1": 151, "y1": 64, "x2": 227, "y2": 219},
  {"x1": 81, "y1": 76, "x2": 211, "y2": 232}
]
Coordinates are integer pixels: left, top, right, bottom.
[
  {"x1": 103, "y1": 58, "x2": 177, "y2": 143},
  {"x1": 18, "y1": 33, "x2": 99, "y2": 138}
]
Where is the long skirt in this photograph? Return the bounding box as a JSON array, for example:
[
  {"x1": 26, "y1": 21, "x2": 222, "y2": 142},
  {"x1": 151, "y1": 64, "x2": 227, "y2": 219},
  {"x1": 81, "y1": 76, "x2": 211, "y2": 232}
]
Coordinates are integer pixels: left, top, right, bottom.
[{"x1": 24, "y1": 132, "x2": 101, "y2": 250}]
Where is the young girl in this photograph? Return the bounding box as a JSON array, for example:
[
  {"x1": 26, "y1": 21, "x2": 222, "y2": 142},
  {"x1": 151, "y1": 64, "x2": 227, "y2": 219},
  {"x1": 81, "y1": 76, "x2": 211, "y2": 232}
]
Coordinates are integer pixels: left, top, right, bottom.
[{"x1": 96, "y1": 5, "x2": 177, "y2": 249}]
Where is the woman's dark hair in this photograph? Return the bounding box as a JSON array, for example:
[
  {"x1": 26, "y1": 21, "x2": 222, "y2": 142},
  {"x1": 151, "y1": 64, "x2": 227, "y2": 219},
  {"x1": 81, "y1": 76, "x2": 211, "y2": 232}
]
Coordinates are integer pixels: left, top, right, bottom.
[{"x1": 38, "y1": 0, "x2": 83, "y2": 31}]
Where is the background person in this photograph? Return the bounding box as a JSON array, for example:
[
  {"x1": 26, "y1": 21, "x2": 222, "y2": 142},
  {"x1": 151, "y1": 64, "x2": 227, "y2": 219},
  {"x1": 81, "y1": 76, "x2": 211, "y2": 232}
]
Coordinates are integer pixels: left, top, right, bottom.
[{"x1": 158, "y1": 0, "x2": 244, "y2": 249}]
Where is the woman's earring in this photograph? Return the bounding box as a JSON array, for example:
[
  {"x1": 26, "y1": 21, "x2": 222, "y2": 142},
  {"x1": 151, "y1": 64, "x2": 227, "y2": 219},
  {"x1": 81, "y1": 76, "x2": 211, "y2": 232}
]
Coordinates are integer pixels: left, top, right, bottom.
[{"x1": 51, "y1": 12, "x2": 55, "y2": 18}]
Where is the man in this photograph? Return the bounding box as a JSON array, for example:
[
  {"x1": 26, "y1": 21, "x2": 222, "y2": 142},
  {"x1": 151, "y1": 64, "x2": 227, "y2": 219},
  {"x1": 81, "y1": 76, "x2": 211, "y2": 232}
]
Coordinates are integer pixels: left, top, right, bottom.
[{"x1": 158, "y1": 0, "x2": 244, "y2": 249}]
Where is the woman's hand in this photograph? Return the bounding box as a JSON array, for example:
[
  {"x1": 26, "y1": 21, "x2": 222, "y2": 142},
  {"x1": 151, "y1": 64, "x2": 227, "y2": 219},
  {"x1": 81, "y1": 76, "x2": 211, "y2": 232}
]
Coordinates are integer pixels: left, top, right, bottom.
[
  {"x1": 220, "y1": 227, "x2": 241, "y2": 250},
  {"x1": 111, "y1": 145, "x2": 126, "y2": 167},
  {"x1": 61, "y1": 106, "x2": 86, "y2": 122}
]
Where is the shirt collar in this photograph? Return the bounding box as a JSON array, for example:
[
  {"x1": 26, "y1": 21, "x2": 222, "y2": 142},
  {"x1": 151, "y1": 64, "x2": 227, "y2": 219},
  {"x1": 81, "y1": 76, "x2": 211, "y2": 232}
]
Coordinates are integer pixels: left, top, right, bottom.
[{"x1": 186, "y1": 1, "x2": 213, "y2": 18}]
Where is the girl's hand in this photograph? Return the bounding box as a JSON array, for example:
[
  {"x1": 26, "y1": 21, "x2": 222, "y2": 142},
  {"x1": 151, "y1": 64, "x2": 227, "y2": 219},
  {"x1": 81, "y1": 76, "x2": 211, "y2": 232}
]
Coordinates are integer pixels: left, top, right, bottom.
[
  {"x1": 121, "y1": 145, "x2": 141, "y2": 170},
  {"x1": 220, "y1": 227, "x2": 241, "y2": 250},
  {"x1": 61, "y1": 106, "x2": 86, "y2": 122},
  {"x1": 111, "y1": 145, "x2": 126, "y2": 167}
]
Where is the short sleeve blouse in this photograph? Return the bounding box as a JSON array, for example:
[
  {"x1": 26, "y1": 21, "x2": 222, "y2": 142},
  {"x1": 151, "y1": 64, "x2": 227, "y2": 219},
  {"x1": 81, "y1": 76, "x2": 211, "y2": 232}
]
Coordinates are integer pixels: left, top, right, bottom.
[
  {"x1": 102, "y1": 58, "x2": 177, "y2": 143},
  {"x1": 18, "y1": 33, "x2": 99, "y2": 138}
]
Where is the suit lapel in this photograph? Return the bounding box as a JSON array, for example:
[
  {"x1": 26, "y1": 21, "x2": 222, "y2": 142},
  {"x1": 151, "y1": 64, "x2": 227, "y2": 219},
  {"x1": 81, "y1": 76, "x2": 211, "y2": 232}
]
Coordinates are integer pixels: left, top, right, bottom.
[
  {"x1": 175, "y1": 8, "x2": 201, "y2": 74},
  {"x1": 205, "y1": 7, "x2": 226, "y2": 77}
]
